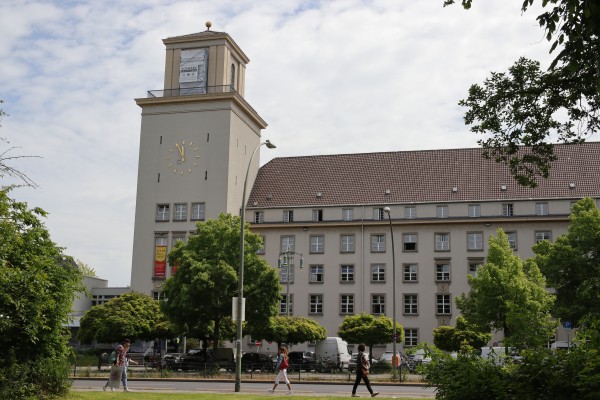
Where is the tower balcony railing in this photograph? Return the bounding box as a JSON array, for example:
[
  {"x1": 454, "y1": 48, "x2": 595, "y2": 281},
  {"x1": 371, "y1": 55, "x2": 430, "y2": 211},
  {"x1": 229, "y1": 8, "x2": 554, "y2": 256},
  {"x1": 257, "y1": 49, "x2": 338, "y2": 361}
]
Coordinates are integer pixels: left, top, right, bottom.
[{"x1": 147, "y1": 85, "x2": 238, "y2": 98}]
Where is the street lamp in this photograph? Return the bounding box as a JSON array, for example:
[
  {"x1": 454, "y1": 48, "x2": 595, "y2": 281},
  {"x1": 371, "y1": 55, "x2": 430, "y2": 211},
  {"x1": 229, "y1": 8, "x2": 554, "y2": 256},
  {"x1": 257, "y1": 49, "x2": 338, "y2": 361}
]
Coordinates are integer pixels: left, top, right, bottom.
[
  {"x1": 235, "y1": 139, "x2": 276, "y2": 392},
  {"x1": 383, "y1": 206, "x2": 398, "y2": 378},
  {"x1": 278, "y1": 247, "x2": 304, "y2": 317}
]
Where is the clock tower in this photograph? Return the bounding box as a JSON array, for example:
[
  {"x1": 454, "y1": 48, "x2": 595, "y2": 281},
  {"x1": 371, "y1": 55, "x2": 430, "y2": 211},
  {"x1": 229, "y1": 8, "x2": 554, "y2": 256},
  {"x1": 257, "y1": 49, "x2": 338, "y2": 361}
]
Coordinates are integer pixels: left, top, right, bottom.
[{"x1": 130, "y1": 22, "x2": 268, "y2": 295}]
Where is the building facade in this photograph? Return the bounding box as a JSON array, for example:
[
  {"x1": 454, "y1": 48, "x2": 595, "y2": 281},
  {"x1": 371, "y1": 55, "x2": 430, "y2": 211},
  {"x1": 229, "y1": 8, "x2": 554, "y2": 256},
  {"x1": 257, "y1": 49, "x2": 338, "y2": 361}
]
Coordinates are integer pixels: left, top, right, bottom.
[{"x1": 130, "y1": 26, "x2": 600, "y2": 355}]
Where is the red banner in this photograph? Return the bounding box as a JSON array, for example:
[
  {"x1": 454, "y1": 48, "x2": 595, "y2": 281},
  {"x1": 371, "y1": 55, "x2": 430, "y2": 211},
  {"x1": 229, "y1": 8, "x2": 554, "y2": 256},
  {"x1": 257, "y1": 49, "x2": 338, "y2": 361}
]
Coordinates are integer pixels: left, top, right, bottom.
[{"x1": 154, "y1": 246, "x2": 167, "y2": 277}]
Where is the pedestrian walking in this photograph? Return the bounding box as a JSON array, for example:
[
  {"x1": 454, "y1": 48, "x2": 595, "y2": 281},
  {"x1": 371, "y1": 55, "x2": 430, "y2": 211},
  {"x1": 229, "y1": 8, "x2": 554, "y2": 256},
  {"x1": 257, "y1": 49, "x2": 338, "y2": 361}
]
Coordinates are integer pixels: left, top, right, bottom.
[
  {"x1": 268, "y1": 346, "x2": 293, "y2": 395},
  {"x1": 351, "y1": 344, "x2": 378, "y2": 397},
  {"x1": 103, "y1": 339, "x2": 133, "y2": 392}
]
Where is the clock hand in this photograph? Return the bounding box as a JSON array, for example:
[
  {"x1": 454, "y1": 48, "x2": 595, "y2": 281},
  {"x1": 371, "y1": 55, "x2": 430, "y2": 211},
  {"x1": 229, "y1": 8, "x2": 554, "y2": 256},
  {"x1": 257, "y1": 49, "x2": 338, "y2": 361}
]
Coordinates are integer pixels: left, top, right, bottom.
[{"x1": 180, "y1": 145, "x2": 185, "y2": 161}]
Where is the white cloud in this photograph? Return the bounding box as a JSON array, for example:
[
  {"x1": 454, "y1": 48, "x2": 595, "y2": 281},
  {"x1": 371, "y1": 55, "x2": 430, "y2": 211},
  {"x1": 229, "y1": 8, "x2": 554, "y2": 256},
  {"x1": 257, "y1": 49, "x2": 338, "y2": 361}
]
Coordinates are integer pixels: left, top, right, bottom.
[{"x1": 0, "y1": 0, "x2": 561, "y2": 286}]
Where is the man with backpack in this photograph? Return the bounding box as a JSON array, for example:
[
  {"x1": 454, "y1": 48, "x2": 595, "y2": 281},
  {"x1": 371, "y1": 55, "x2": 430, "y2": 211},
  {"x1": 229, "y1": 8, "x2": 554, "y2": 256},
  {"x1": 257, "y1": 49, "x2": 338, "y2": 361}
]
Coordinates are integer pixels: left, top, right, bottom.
[{"x1": 103, "y1": 339, "x2": 132, "y2": 392}]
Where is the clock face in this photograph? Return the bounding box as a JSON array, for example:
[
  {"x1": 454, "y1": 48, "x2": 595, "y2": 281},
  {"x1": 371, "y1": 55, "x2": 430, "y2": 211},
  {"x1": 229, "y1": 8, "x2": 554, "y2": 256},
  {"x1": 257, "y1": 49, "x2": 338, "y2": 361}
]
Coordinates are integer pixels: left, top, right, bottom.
[{"x1": 166, "y1": 140, "x2": 200, "y2": 175}]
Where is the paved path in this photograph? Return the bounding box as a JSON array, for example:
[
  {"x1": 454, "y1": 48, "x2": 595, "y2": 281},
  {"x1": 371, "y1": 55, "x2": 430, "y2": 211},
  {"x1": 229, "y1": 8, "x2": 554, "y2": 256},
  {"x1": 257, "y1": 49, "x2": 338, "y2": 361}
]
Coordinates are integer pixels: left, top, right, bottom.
[{"x1": 73, "y1": 378, "x2": 436, "y2": 398}]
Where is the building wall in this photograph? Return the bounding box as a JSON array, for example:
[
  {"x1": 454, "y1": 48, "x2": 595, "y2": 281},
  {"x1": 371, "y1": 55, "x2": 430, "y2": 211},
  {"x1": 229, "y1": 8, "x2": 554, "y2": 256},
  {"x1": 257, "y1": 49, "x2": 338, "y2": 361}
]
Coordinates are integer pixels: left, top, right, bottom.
[{"x1": 248, "y1": 198, "x2": 581, "y2": 354}]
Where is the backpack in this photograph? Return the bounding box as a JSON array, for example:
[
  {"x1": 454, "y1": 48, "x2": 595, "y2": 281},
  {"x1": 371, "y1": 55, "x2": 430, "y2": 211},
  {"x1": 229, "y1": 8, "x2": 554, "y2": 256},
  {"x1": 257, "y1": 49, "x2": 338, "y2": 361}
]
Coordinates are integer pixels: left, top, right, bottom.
[
  {"x1": 280, "y1": 356, "x2": 289, "y2": 370},
  {"x1": 108, "y1": 350, "x2": 117, "y2": 364}
]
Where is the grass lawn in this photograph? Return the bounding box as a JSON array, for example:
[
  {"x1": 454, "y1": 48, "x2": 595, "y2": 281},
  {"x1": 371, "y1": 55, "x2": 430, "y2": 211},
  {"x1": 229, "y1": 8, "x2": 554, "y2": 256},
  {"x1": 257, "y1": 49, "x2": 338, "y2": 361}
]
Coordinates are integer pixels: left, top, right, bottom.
[{"x1": 60, "y1": 393, "x2": 423, "y2": 400}]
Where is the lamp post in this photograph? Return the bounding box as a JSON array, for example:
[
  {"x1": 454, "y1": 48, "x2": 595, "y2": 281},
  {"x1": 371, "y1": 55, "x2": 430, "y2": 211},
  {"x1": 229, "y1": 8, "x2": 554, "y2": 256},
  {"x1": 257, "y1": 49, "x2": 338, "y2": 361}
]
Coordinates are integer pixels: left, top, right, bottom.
[
  {"x1": 278, "y1": 247, "x2": 303, "y2": 317},
  {"x1": 383, "y1": 206, "x2": 398, "y2": 378},
  {"x1": 235, "y1": 139, "x2": 276, "y2": 392}
]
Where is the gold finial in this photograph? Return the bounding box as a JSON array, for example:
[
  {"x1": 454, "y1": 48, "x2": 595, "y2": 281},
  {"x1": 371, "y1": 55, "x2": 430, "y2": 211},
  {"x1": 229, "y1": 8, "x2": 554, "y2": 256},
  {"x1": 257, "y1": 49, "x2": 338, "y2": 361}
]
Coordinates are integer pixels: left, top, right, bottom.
[{"x1": 205, "y1": 21, "x2": 212, "y2": 30}]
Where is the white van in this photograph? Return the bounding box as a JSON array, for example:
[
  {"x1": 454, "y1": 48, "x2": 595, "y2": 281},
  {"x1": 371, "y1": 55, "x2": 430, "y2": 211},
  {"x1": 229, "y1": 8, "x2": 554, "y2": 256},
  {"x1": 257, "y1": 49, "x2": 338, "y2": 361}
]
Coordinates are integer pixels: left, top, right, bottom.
[{"x1": 315, "y1": 337, "x2": 351, "y2": 370}]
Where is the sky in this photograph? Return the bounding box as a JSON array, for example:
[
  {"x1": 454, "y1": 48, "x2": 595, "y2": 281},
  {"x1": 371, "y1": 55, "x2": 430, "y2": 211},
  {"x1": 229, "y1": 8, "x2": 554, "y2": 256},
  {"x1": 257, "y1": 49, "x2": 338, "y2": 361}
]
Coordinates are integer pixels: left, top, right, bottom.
[{"x1": 0, "y1": 0, "x2": 555, "y2": 287}]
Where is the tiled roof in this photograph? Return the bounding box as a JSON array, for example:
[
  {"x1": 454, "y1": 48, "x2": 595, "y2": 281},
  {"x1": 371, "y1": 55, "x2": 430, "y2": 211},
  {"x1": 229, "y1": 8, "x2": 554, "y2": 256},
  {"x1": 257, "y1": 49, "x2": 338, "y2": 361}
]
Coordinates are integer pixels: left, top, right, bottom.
[{"x1": 247, "y1": 142, "x2": 600, "y2": 208}]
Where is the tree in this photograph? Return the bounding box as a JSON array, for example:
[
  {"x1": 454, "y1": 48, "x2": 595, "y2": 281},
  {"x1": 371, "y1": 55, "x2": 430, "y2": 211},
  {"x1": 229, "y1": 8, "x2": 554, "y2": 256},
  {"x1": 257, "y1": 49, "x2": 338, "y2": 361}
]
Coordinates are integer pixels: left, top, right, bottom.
[
  {"x1": 337, "y1": 312, "x2": 404, "y2": 363},
  {"x1": 433, "y1": 316, "x2": 491, "y2": 352},
  {"x1": 0, "y1": 189, "x2": 83, "y2": 399},
  {"x1": 78, "y1": 292, "x2": 173, "y2": 344},
  {"x1": 0, "y1": 99, "x2": 39, "y2": 188},
  {"x1": 76, "y1": 259, "x2": 97, "y2": 277},
  {"x1": 249, "y1": 316, "x2": 327, "y2": 348},
  {"x1": 533, "y1": 197, "x2": 600, "y2": 346},
  {"x1": 444, "y1": 1, "x2": 600, "y2": 187},
  {"x1": 160, "y1": 213, "x2": 280, "y2": 348},
  {"x1": 457, "y1": 228, "x2": 556, "y2": 351}
]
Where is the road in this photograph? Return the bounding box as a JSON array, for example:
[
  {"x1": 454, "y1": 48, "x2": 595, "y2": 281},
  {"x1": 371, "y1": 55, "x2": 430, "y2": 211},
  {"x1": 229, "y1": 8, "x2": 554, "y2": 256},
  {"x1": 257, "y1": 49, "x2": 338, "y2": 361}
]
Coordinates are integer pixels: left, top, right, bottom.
[{"x1": 73, "y1": 378, "x2": 436, "y2": 398}]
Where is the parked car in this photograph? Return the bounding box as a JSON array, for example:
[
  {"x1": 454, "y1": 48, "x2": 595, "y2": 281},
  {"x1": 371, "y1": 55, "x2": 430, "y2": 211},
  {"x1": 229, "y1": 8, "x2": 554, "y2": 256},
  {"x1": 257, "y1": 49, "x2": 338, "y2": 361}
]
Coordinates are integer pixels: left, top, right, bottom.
[
  {"x1": 378, "y1": 351, "x2": 409, "y2": 365},
  {"x1": 177, "y1": 349, "x2": 213, "y2": 371},
  {"x1": 287, "y1": 351, "x2": 315, "y2": 372},
  {"x1": 241, "y1": 352, "x2": 274, "y2": 372}
]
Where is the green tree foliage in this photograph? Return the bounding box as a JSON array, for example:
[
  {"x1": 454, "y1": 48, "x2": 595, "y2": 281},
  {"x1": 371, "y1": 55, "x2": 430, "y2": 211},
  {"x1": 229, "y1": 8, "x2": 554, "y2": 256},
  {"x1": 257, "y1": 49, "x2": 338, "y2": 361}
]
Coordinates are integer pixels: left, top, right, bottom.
[
  {"x1": 161, "y1": 213, "x2": 280, "y2": 347},
  {"x1": 457, "y1": 228, "x2": 556, "y2": 350},
  {"x1": 249, "y1": 316, "x2": 327, "y2": 347},
  {"x1": 78, "y1": 292, "x2": 173, "y2": 343},
  {"x1": 0, "y1": 189, "x2": 83, "y2": 399},
  {"x1": 444, "y1": 1, "x2": 600, "y2": 187},
  {"x1": 76, "y1": 259, "x2": 97, "y2": 277},
  {"x1": 433, "y1": 316, "x2": 491, "y2": 352},
  {"x1": 337, "y1": 312, "x2": 404, "y2": 362},
  {"x1": 534, "y1": 197, "x2": 600, "y2": 346}
]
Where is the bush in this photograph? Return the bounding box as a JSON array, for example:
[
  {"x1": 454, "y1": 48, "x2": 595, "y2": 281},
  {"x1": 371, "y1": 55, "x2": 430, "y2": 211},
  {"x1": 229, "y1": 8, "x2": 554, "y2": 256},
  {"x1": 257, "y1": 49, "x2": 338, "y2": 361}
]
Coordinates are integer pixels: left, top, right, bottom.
[
  {"x1": 511, "y1": 347, "x2": 600, "y2": 400},
  {"x1": 421, "y1": 350, "x2": 510, "y2": 400},
  {"x1": 0, "y1": 356, "x2": 71, "y2": 400}
]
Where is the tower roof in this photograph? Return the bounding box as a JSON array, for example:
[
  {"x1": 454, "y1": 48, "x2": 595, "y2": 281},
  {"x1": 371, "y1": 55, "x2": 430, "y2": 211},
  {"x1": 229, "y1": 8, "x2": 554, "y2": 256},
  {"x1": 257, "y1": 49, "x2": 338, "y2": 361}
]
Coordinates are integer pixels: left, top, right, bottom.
[{"x1": 248, "y1": 142, "x2": 600, "y2": 208}]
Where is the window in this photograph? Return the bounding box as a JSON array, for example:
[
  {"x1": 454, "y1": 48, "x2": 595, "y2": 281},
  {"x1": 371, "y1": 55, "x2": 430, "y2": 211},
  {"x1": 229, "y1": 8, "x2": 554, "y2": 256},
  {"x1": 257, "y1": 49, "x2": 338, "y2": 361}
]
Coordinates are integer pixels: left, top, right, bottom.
[
  {"x1": 191, "y1": 202, "x2": 205, "y2": 220},
  {"x1": 436, "y1": 262, "x2": 450, "y2": 282},
  {"x1": 436, "y1": 205, "x2": 449, "y2": 218},
  {"x1": 436, "y1": 294, "x2": 451, "y2": 315},
  {"x1": 340, "y1": 234, "x2": 355, "y2": 253},
  {"x1": 403, "y1": 233, "x2": 418, "y2": 252},
  {"x1": 156, "y1": 204, "x2": 170, "y2": 221},
  {"x1": 230, "y1": 63, "x2": 236, "y2": 89},
  {"x1": 468, "y1": 204, "x2": 481, "y2": 217},
  {"x1": 403, "y1": 264, "x2": 418, "y2": 282},
  {"x1": 312, "y1": 209, "x2": 323, "y2": 222},
  {"x1": 310, "y1": 235, "x2": 324, "y2": 253},
  {"x1": 506, "y1": 231, "x2": 517, "y2": 250},
  {"x1": 373, "y1": 207, "x2": 385, "y2": 220},
  {"x1": 254, "y1": 211, "x2": 264, "y2": 223},
  {"x1": 340, "y1": 294, "x2": 354, "y2": 314},
  {"x1": 257, "y1": 235, "x2": 266, "y2": 254},
  {"x1": 404, "y1": 329, "x2": 418, "y2": 346},
  {"x1": 279, "y1": 266, "x2": 294, "y2": 284},
  {"x1": 371, "y1": 264, "x2": 386, "y2": 282},
  {"x1": 371, "y1": 234, "x2": 386, "y2": 252},
  {"x1": 283, "y1": 210, "x2": 294, "y2": 222},
  {"x1": 342, "y1": 208, "x2": 354, "y2": 221},
  {"x1": 280, "y1": 236, "x2": 295, "y2": 253},
  {"x1": 536, "y1": 202, "x2": 549, "y2": 216},
  {"x1": 502, "y1": 203, "x2": 514, "y2": 216},
  {"x1": 340, "y1": 265, "x2": 355, "y2": 283},
  {"x1": 435, "y1": 233, "x2": 450, "y2": 251},
  {"x1": 467, "y1": 232, "x2": 483, "y2": 250},
  {"x1": 371, "y1": 295, "x2": 385, "y2": 315},
  {"x1": 404, "y1": 294, "x2": 418, "y2": 315},
  {"x1": 172, "y1": 233, "x2": 186, "y2": 245},
  {"x1": 309, "y1": 265, "x2": 324, "y2": 283},
  {"x1": 404, "y1": 206, "x2": 416, "y2": 219},
  {"x1": 309, "y1": 294, "x2": 323, "y2": 314},
  {"x1": 173, "y1": 203, "x2": 187, "y2": 221},
  {"x1": 535, "y1": 230, "x2": 552, "y2": 243},
  {"x1": 280, "y1": 294, "x2": 293, "y2": 315},
  {"x1": 468, "y1": 260, "x2": 483, "y2": 276}
]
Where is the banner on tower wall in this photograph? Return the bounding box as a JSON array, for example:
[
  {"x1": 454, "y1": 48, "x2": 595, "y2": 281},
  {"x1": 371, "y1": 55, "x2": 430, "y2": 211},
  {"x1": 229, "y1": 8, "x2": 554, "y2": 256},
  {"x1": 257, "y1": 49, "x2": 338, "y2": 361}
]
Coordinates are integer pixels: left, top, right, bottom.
[
  {"x1": 154, "y1": 245, "x2": 167, "y2": 277},
  {"x1": 179, "y1": 65, "x2": 198, "y2": 83}
]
